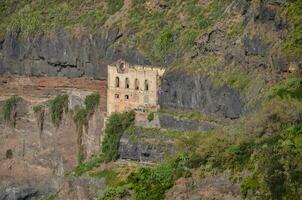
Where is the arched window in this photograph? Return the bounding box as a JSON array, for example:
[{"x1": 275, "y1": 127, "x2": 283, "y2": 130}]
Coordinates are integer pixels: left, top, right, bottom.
[
  {"x1": 144, "y1": 80, "x2": 149, "y2": 91},
  {"x1": 135, "y1": 79, "x2": 139, "y2": 90},
  {"x1": 115, "y1": 77, "x2": 119, "y2": 88},
  {"x1": 125, "y1": 78, "x2": 130, "y2": 89}
]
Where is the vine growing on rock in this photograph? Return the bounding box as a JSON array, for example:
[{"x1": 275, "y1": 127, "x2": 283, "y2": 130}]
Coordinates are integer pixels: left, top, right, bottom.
[
  {"x1": 2, "y1": 96, "x2": 20, "y2": 127},
  {"x1": 102, "y1": 111, "x2": 135, "y2": 162},
  {"x1": 33, "y1": 105, "x2": 45, "y2": 135},
  {"x1": 49, "y1": 94, "x2": 69, "y2": 127},
  {"x1": 73, "y1": 93, "x2": 100, "y2": 163}
]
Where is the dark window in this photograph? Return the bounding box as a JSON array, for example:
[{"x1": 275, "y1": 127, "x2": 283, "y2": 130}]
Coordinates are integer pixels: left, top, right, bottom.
[
  {"x1": 115, "y1": 77, "x2": 119, "y2": 88},
  {"x1": 125, "y1": 78, "x2": 130, "y2": 89},
  {"x1": 125, "y1": 95, "x2": 129, "y2": 100},
  {"x1": 115, "y1": 94, "x2": 119, "y2": 99},
  {"x1": 135, "y1": 79, "x2": 139, "y2": 90},
  {"x1": 144, "y1": 80, "x2": 149, "y2": 91}
]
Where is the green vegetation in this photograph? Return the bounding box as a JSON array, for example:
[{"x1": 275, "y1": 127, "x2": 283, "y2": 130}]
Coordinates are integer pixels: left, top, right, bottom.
[
  {"x1": 127, "y1": 156, "x2": 189, "y2": 200},
  {"x1": 73, "y1": 93, "x2": 100, "y2": 128},
  {"x1": 284, "y1": 0, "x2": 302, "y2": 56},
  {"x1": 270, "y1": 77, "x2": 302, "y2": 101},
  {"x1": 84, "y1": 93, "x2": 100, "y2": 114},
  {"x1": 102, "y1": 111, "x2": 135, "y2": 162},
  {"x1": 6, "y1": 149, "x2": 13, "y2": 159},
  {"x1": 147, "y1": 112, "x2": 154, "y2": 122},
  {"x1": 127, "y1": 0, "x2": 232, "y2": 63},
  {"x1": 49, "y1": 95, "x2": 69, "y2": 127},
  {"x1": 33, "y1": 104, "x2": 45, "y2": 134},
  {"x1": 105, "y1": 0, "x2": 124, "y2": 15},
  {"x1": 78, "y1": 144, "x2": 85, "y2": 165},
  {"x1": 2, "y1": 96, "x2": 20, "y2": 127},
  {"x1": 41, "y1": 193, "x2": 58, "y2": 200},
  {"x1": 0, "y1": 0, "x2": 117, "y2": 37},
  {"x1": 72, "y1": 154, "x2": 104, "y2": 177}
]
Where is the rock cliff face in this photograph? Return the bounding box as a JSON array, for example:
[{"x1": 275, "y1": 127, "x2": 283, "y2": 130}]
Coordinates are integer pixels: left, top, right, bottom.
[
  {"x1": 0, "y1": 29, "x2": 149, "y2": 80},
  {"x1": 159, "y1": 74, "x2": 244, "y2": 119},
  {"x1": 0, "y1": 76, "x2": 106, "y2": 199}
]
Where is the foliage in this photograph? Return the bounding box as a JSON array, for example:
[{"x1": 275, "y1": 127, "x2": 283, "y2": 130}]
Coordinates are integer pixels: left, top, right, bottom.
[
  {"x1": 102, "y1": 111, "x2": 135, "y2": 162},
  {"x1": 2, "y1": 96, "x2": 20, "y2": 127},
  {"x1": 284, "y1": 0, "x2": 302, "y2": 56},
  {"x1": 105, "y1": 0, "x2": 124, "y2": 15},
  {"x1": 33, "y1": 104, "x2": 45, "y2": 134},
  {"x1": 84, "y1": 93, "x2": 100, "y2": 114},
  {"x1": 41, "y1": 193, "x2": 58, "y2": 200},
  {"x1": 100, "y1": 186, "x2": 127, "y2": 200},
  {"x1": 127, "y1": 155, "x2": 189, "y2": 200},
  {"x1": 49, "y1": 95, "x2": 69, "y2": 127},
  {"x1": 6, "y1": 149, "x2": 13, "y2": 159},
  {"x1": 74, "y1": 93, "x2": 100, "y2": 127},
  {"x1": 270, "y1": 77, "x2": 302, "y2": 101},
  {"x1": 78, "y1": 144, "x2": 85, "y2": 165},
  {"x1": 72, "y1": 154, "x2": 104, "y2": 177},
  {"x1": 147, "y1": 112, "x2": 154, "y2": 122}
]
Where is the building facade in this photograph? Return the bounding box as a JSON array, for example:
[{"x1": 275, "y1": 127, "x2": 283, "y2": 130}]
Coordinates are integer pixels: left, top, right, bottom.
[{"x1": 107, "y1": 60, "x2": 165, "y2": 115}]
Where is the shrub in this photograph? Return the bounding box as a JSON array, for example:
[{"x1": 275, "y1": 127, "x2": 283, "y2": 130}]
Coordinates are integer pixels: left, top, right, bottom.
[
  {"x1": 102, "y1": 111, "x2": 135, "y2": 162},
  {"x1": 2, "y1": 96, "x2": 19, "y2": 127},
  {"x1": 84, "y1": 93, "x2": 100, "y2": 114},
  {"x1": 49, "y1": 95, "x2": 69, "y2": 127},
  {"x1": 6, "y1": 149, "x2": 13, "y2": 159},
  {"x1": 270, "y1": 77, "x2": 302, "y2": 101},
  {"x1": 147, "y1": 112, "x2": 154, "y2": 122},
  {"x1": 127, "y1": 155, "x2": 188, "y2": 200}
]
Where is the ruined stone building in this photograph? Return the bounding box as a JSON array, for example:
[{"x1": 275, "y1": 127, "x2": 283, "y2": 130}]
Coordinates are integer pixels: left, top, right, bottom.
[{"x1": 107, "y1": 60, "x2": 165, "y2": 115}]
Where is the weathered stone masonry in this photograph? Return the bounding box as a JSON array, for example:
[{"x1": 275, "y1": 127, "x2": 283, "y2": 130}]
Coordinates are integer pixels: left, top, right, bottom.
[{"x1": 107, "y1": 60, "x2": 165, "y2": 115}]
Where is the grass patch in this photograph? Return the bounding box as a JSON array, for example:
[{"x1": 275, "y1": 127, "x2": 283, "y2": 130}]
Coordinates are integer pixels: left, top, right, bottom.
[{"x1": 49, "y1": 95, "x2": 69, "y2": 127}]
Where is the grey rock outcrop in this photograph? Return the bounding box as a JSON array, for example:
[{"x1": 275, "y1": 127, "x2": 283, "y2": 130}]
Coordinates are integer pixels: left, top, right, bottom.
[
  {"x1": 118, "y1": 127, "x2": 176, "y2": 163},
  {"x1": 0, "y1": 29, "x2": 149, "y2": 79},
  {"x1": 159, "y1": 73, "x2": 244, "y2": 119}
]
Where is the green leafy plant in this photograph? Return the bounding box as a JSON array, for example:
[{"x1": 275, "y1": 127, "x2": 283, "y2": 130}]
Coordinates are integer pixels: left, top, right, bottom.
[
  {"x1": 49, "y1": 95, "x2": 69, "y2": 127},
  {"x1": 102, "y1": 111, "x2": 135, "y2": 162},
  {"x1": 147, "y1": 112, "x2": 154, "y2": 122},
  {"x1": 6, "y1": 149, "x2": 13, "y2": 159},
  {"x1": 2, "y1": 96, "x2": 20, "y2": 127}
]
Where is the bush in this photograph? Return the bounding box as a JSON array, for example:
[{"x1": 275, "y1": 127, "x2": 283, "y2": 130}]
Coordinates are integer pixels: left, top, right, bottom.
[
  {"x1": 127, "y1": 155, "x2": 189, "y2": 200},
  {"x1": 2, "y1": 96, "x2": 20, "y2": 127},
  {"x1": 270, "y1": 77, "x2": 302, "y2": 101},
  {"x1": 6, "y1": 149, "x2": 13, "y2": 159},
  {"x1": 102, "y1": 111, "x2": 135, "y2": 162},
  {"x1": 147, "y1": 112, "x2": 154, "y2": 122},
  {"x1": 49, "y1": 95, "x2": 69, "y2": 127},
  {"x1": 84, "y1": 93, "x2": 100, "y2": 114}
]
